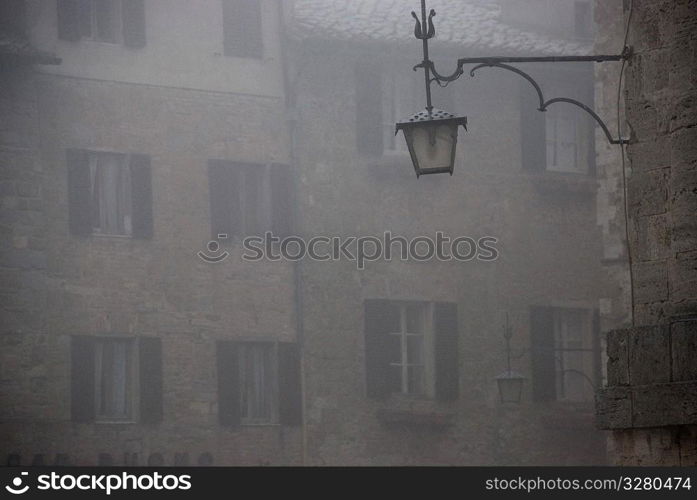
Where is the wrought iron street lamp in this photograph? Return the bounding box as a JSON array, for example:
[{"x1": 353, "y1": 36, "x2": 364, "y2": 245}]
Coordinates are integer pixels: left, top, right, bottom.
[{"x1": 397, "y1": 0, "x2": 632, "y2": 177}]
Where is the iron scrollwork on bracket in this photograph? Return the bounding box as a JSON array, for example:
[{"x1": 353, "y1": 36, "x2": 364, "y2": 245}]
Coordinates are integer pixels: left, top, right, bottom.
[{"x1": 410, "y1": 0, "x2": 633, "y2": 145}]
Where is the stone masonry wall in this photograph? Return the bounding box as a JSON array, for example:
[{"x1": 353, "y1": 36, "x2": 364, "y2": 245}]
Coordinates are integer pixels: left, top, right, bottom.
[{"x1": 595, "y1": 0, "x2": 697, "y2": 465}]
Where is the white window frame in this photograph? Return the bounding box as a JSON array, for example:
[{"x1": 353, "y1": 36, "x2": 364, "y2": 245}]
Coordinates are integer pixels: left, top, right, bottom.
[
  {"x1": 238, "y1": 341, "x2": 279, "y2": 425},
  {"x1": 88, "y1": 150, "x2": 133, "y2": 237},
  {"x1": 388, "y1": 302, "x2": 435, "y2": 397},
  {"x1": 94, "y1": 336, "x2": 139, "y2": 423},
  {"x1": 81, "y1": 0, "x2": 123, "y2": 44},
  {"x1": 552, "y1": 308, "x2": 595, "y2": 402}
]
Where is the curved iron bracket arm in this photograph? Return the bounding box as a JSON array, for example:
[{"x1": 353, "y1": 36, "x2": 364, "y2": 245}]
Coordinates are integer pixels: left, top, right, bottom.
[
  {"x1": 467, "y1": 62, "x2": 633, "y2": 145},
  {"x1": 410, "y1": 0, "x2": 633, "y2": 145}
]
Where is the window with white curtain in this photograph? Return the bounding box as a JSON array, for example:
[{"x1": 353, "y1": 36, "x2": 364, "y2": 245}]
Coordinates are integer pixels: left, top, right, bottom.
[
  {"x1": 89, "y1": 151, "x2": 132, "y2": 236},
  {"x1": 239, "y1": 342, "x2": 277, "y2": 424},
  {"x1": 95, "y1": 338, "x2": 137, "y2": 421}
]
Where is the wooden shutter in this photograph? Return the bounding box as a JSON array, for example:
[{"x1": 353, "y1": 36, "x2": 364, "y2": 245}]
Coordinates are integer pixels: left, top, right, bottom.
[
  {"x1": 130, "y1": 154, "x2": 153, "y2": 239},
  {"x1": 216, "y1": 341, "x2": 241, "y2": 426},
  {"x1": 520, "y1": 82, "x2": 546, "y2": 171},
  {"x1": 208, "y1": 161, "x2": 241, "y2": 239},
  {"x1": 364, "y1": 300, "x2": 400, "y2": 399},
  {"x1": 122, "y1": 0, "x2": 146, "y2": 48},
  {"x1": 56, "y1": 0, "x2": 81, "y2": 41},
  {"x1": 591, "y1": 308, "x2": 602, "y2": 389},
  {"x1": 434, "y1": 302, "x2": 459, "y2": 401},
  {"x1": 139, "y1": 337, "x2": 163, "y2": 424},
  {"x1": 71, "y1": 336, "x2": 95, "y2": 422},
  {"x1": 222, "y1": 0, "x2": 263, "y2": 58},
  {"x1": 278, "y1": 342, "x2": 302, "y2": 426},
  {"x1": 530, "y1": 306, "x2": 556, "y2": 401},
  {"x1": 67, "y1": 149, "x2": 92, "y2": 236},
  {"x1": 270, "y1": 164, "x2": 293, "y2": 238},
  {"x1": 355, "y1": 63, "x2": 383, "y2": 156}
]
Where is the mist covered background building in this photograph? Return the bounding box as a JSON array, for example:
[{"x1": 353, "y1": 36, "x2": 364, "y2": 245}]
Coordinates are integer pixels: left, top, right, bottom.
[{"x1": 2, "y1": 0, "x2": 691, "y2": 466}]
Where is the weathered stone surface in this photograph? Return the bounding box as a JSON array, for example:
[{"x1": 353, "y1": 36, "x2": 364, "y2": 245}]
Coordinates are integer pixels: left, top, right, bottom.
[
  {"x1": 606, "y1": 328, "x2": 629, "y2": 386},
  {"x1": 595, "y1": 386, "x2": 631, "y2": 429},
  {"x1": 628, "y1": 324, "x2": 671, "y2": 385},
  {"x1": 632, "y1": 382, "x2": 697, "y2": 428},
  {"x1": 671, "y1": 320, "x2": 697, "y2": 382}
]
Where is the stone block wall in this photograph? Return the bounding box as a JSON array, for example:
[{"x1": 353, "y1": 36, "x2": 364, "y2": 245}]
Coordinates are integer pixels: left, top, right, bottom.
[{"x1": 595, "y1": 0, "x2": 697, "y2": 465}]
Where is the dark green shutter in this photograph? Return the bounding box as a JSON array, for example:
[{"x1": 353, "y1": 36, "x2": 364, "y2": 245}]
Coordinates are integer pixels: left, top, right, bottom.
[
  {"x1": 67, "y1": 149, "x2": 92, "y2": 236},
  {"x1": 216, "y1": 341, "x2": 241, "y2": 426},
  {"x1": 270, "y1": 164, "x2": 293, "y2": 238},
  {"x1": 222, "y1": 0, "x2": 263, "y2": 58},
  {"x1": 56, "y1": 0, "x2": 81, "y2": 41},
  {"x1": 520, "y1": 82, "x2": 546, "y2": 171},
  {"x1": 278, "y1": 342, "x2": 302, "y2": 426},
  {"x1": 364, "y1": 300, "x2": 400, "y2": 399},
  {"x1": 434, "y1": 302, "x2": 459, "y2": 401},
  {"x1": 139, "y1": 337, "x2": 163, "y2": 424},
  {"x1": 208, "y1": 161, "x2": 241, "y2": 239},
  {"x1": 130, "y1": 154, "x2": 153, "y2": 239},
  {"x1": 530, "y1": 306, "x2": 556, "y2": 401},
  {"x1": 355, "y1": 63, "x2": 383, "y2": 156},
  {"x1": 122, "y1": 0, "x2": 146, "y2": 48},
  {"x1": 71, "y1": 336, "x2": 95, "y2": 422}
]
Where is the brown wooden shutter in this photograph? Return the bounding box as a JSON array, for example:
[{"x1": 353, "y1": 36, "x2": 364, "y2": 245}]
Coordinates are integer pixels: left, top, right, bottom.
[
  {"x1": 364, "y1": 300, "x2": 400, "y2": 399},
  {"x1": 216, "y1": 341, "x2": 241, "y2": 426},
  {"x1": 520, "y1": 82, "x2": 546, "y2": 171},
  {"x1": 270, "y1": 164, "x2": 293, "y2": 238},
  {"x1": 56, "y1": 0, "x2": 81, "y2": 41},
  {"x1": 139, "y1": 337, "x2": 163, "y2": 424},
  {"x1": 71, "y1": 335, "x2": 95, "y2": 422},
  {"x1": 434, "y1": 302, "x2": 459, "y2": 401},
  {"x1": 122, "y1": 0, "x2": 146, "y2": 48},
  {"x1": 208, "y1": 161, "x2": 241, "y2": 239},
  {"x1": 355, "y1": 63, "x2": 383, "y2": 156},
  {"x1": 278, "y1": 342, "x2": 302, "y2": 426},
  {"x1": 222, "y1": 0, "x2": 263, "y2": 58},
  {"x1": 130, "y1": 154, "x2": 153, "y2": 239},
  {"x1": 530, "y1": 306, "x2": 556, "y2": 401},
  {"x1": 67, "y1": 149, "x2": 92, "y2": 236}
]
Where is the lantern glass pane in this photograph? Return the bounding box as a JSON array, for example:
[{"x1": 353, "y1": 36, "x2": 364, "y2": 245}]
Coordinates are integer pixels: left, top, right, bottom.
[{"x1": 410, "y1": 124, "x2": 456, "y2": 172}]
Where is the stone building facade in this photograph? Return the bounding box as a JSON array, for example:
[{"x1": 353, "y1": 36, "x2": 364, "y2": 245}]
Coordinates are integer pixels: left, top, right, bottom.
[
  {"x1": 1, "y1": 0, "x2": 621, "y2": 465},
  {"x1": 595, "y1": 0, "x2": 697, "y2": 465}
]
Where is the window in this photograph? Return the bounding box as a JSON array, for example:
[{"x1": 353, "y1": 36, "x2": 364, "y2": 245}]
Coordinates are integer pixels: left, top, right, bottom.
[
  {"x1": 89, "y1": 152, "x2": 132, "y2": 236},
  {"x1": 95, "y1": 338, "x2": 136, "y2": 421},
  {"x1": 71, "y1": 336, "x2": 163, "y2": 423},
  {"x1": 545, "y1": 105, "x2": 580, "y2": 173},
  {"x1": 520, "y1": 77, "x2": 594, "y2": 174},
  {"x1": 216, "y1": 341, "x2": 302, "y2": 426},
  {"x1": 208, "y1": 161, "x2": 292, "y2": 239},
  {"x1": 67, "y1": 149, "x2": 153, "y2": 238},
  {"x1": 530, "y1": 307, "x2": 600, "y2": 403},
  {"x1": 57, "y1": 0, "x2": 146, "y2": 48},
  {"x1": 222, "y1": 0, "x2": 263, "y2": 58},
  {"x1": 364, "y1": 300, "x2": 458, "y2": 400}
]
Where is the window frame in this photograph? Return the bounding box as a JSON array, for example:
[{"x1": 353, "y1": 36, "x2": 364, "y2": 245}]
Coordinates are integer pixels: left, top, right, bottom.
[
  {"x1": 81, "y1": 0, "x2": 123, "y2": 44},
  {"x1": 237, "y1": 341, "x2": 279, "y2": 425},
  {"x1": 87, "y1": 150, "x2": 133, "y2": 237},
  {"x1": 93, "y1": 336, "x2": 139, "y2": 423}
]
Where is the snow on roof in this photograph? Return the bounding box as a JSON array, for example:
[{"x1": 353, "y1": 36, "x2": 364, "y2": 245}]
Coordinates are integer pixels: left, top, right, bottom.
[{"x1": 292, "y1": 0, "x2": 591, "y2": 56}]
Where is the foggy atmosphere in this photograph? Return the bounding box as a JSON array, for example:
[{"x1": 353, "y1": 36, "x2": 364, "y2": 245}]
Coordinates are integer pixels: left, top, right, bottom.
[{"x1": 1, "y1": 0, "x2": 696, "y2": 480}]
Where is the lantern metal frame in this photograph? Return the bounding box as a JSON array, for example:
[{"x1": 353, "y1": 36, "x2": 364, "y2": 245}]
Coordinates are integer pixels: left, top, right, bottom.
[{"x1": 398, "y1": 0, "x2": 633, "y2": 176}]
